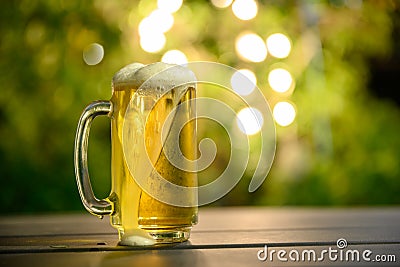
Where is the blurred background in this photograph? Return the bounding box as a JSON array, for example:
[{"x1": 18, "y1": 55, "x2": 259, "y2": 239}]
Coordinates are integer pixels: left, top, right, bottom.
[{"x1": 1, "y1": 0, "x2": 399, "y2": 214}]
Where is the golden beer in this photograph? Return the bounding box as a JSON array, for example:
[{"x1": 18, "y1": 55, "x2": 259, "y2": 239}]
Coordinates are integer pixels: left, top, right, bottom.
[{"x1": 110, "y1": 84, "x2": 197, "y2": 241}]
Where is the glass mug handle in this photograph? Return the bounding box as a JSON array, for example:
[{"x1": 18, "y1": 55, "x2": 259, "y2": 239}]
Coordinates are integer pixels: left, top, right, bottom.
[{"x1": 74, "y1": 100, "x2": 113, "y2": 218}]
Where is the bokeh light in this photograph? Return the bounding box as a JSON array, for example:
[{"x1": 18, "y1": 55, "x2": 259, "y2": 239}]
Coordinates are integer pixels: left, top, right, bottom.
[
  {"x1": 138, "y1": 9, "x2": 174, "y2": 35},
  {"x1": 235, "y1": 32, "x2": 267, "y2": 62},
  {"x1": 140, "y1": 33, "x2": 166, "y2": 53},
  {"x1": 211, "y1": 0, "x2": 233, "y2": 8},
  {"x1": 2, "y1": 0, "x2": 400, "y2": 214},
  {"x1": 273, "y1": 101, "x2": 296, "y2": 127},
  {"x1": 268, "y1": 68, "x2": 293, "y2": 93},
  {"x1": 230, "y1": 69, "x2": 257, "y2": 96},
  {"x1": 232, "y1": 0, "x2": 258, "y2": 21},
  {"x1": 157, "y1": 0, "x2": 183, "y2": 13},
  {"x1": 266, "y1": 33, "x2": 292, "y2": 58},
  {"x1": 236, "y1": 107, "x2": 264, "y2": 135},
  {"x1": 161, "y1": 49, "x2": 188, "y2": 64},
  {"x1": 82, "y1": 43, "x2": 104, "y2": 65}
]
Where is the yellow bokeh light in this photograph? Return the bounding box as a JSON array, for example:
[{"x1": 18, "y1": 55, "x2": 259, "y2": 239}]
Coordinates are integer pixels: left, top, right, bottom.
[
  {"x1": 266, "y1": 33, "x2": 292, "y2": 58},
  {"x1": 211, "y1": 0, "x2": 233, "y2": 8},
  {"x1": 230, "y1": 69, "x2": 257, "y2": 96},
  {"x1": 235, "y1": 33, "x2": 267, "y2": 62},
  {"x1": 83, "y1": 43, "x2": 104, "y2": 66},
  {"x1": 140, "y1": 33, "x2": 166, "y2": 53},
  {"x1": 268, "y1": 68, "x2": 293, "y2": 93},
  {"x1": 232, "y1": 0, "x2": 258, "y2": 21},
  {"x1": 157, "y1": 0, "x2": 183, "y2": 13},
  {"x1": 161, "y1": 49, "x2": 188, "y2": 64},
  {"x1": 236, "y1": 107, "x2": 264, "y2": 135},
  {"x1": 273, "y1": 101, "x2": 296, "y2": 127},
  {"x1": 138, "y1": 9, "x2": 174, "y2": 36}
]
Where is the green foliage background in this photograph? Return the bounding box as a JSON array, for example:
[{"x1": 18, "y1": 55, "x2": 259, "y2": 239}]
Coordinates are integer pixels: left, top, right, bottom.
[{"x1": 0, "y1": 0, "x2": 399, "y2": 213}]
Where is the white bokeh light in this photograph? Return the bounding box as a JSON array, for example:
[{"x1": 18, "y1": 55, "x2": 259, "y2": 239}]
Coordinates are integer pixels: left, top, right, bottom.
[
  {"x1": 211, "y1": 0, "x2": 233, "y2": 8},
  {"x1": 236, "y1": 107, "x2": 264, "y2": 135},
  {"x1": 83, "y1": 43, "x2": 104, "y2": 65},
  {"x1": 235, "y1": 33, "x2": 267, "y2": 62},
  {"x1": 266, "y1": 33, "x2": 292, "y2": 58},
  {"x1": 268, "y1": 68, "x2": 293, "y2": 93},
  {"x1": 138, "y1": 9, "x2": 174, "y2": 35},
  {"x1": 157, "y1": 0, "x2": 183, "y2": 13},
  {"x1": 273, "y1": 101, "x2": 296, "y2": 127},
  {"x1": 230, "y1": 69, "x2": 257, "y2": 96},
  {"x1": 161, "y1": 49, "x2": 188, "y2": 64},
  {"x1": 140, "y1": 33, "x2": 166, "y2": 53},
  {"x1": 232, "y1": 0, "x2": 258, "y2": 21}
]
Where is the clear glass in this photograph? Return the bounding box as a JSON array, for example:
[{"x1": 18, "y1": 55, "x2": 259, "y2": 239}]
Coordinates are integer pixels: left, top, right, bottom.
[{"x1": 74, "y1": 63, "x2": 198, "y2": 246}]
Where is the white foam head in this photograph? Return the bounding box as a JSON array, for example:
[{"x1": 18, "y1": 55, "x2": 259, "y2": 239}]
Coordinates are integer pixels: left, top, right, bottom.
[
  {"x1": 112, "y1": 62, "x2": 144, "y2": 88},
  {"x1": 112, "y1": 62, "x2": 196, "y2": 95}
]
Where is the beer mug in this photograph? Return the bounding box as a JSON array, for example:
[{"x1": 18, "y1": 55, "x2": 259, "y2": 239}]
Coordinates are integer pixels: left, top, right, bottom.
[{"x1": 74, "y1": 62, "x2": 198, "y2": 246}]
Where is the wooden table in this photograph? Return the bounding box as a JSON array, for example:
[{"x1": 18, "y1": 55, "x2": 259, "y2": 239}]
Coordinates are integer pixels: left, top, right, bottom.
[{"x1": 0, "y1": 207, "x2": 399, "y2": 266}]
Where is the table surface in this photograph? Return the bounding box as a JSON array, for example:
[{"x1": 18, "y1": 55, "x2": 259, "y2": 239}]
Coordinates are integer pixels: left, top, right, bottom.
[{"x1": 0, "y1": 207, "x2": 399, "y2": 267}]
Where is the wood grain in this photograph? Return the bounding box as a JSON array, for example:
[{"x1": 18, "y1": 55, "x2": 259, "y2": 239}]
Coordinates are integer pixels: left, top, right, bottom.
[{"x1": 0, "y1": 207, "x2": 399, "y2": 266}]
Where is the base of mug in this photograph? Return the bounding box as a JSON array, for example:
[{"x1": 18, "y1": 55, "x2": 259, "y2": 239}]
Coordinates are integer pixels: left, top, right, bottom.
[
  {"x1": 146, "y1": 227, "x2": 191, "y2": 243},
  {"x1": 117, "y1": 227, "x2": 191, "y2": 246}
]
